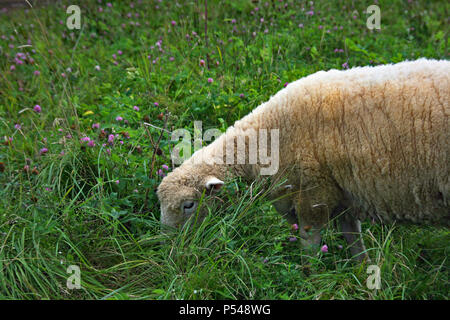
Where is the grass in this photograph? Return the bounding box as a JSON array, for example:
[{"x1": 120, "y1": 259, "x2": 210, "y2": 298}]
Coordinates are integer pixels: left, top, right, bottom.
[{"x1": 0, "y1": 0, "x2": 448, "y2": 300}]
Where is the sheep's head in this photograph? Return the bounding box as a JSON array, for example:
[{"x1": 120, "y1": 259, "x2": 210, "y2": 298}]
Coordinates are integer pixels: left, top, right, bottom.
[{"x1": 156, "y1": 164, "x2": 224, "y2": 230}]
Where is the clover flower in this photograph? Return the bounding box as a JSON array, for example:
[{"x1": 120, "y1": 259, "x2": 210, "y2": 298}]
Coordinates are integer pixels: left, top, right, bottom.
[
  {"x1": 108, "y1": 134, "x2": 115, "y2": 144},
  {"x1": 157, "y1": 169, "x2": 165, "y2": 177}
]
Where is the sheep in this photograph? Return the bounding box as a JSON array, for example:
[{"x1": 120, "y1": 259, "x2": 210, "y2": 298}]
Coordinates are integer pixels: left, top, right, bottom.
[{"x1": 157, "y1": 58, "x2": 450, "y2": 261}]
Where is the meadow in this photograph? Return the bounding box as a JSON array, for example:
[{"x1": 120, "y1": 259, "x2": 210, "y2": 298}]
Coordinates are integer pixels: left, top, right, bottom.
[{"x1": 0, "y1": 0, "x2": 448, "y2": 299}]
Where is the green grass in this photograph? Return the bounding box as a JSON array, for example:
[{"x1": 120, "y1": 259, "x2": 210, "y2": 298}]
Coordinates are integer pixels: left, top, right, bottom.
[{"x1": 0, "y1": 0, "x2": 448, "y2": 299}]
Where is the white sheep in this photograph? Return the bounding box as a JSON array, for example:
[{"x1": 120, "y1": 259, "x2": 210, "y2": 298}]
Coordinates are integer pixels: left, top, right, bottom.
[{"x1": 157, "y1": 58, "x2": 450, "y2": 261}]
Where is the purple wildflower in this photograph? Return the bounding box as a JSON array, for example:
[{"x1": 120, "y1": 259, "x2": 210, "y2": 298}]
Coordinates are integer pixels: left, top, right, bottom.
[
  {"x1": 108, "y1": 134, "x2": 114, "y2": 144},
  {"x1": 34, "y1": 105, "x2": 42, "y2": 113},
  {"x1": 157, "y1": 169, "x2": 165, "y2": 177}
]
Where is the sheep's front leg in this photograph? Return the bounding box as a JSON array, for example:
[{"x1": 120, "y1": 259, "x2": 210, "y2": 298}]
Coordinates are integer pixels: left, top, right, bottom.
[
  {"x1": 297, "y1": 205, "x2": 328, "y2": 250},
  {"x1": 292, "y1": 167, "x2": 346, "y2": 253},
  {"x1": 339, "y1": 213, "x2": 370, "y2": 262},
  {"x1": 272, "y1": 198, "x2": 297, "y2": 225},
  {"x1": 295, "y1": 188, "x2": 338, "y2": 252}
]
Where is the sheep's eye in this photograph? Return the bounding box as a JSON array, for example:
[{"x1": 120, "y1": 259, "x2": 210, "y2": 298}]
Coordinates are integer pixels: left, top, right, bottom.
[{"x1": 182, "y1": 200, "x2": 197, "y2": 215}]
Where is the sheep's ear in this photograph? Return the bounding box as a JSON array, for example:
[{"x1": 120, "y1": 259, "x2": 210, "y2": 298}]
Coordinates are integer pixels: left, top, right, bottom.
[{"x1": 205, "y1": 177, "x2": 224, "y2": 192}]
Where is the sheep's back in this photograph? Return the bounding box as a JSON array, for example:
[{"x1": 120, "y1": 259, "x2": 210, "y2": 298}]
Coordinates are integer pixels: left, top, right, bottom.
[{"x1": 304, "y1": 60, "x2": 450, "y2": 225}]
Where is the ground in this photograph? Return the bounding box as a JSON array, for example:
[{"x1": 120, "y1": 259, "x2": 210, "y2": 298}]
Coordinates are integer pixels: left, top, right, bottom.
[{"x1": 0, "y1": 0, "x2": 448, "y2": 299}]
